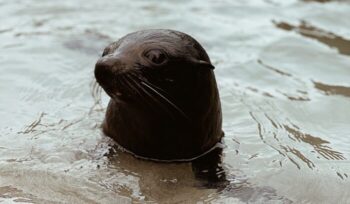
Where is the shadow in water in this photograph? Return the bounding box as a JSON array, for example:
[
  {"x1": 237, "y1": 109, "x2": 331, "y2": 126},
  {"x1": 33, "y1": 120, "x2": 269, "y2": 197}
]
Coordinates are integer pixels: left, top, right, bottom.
[
  {"x1": 102, "y1": 144, "x2": 229, "y2": 202},
  {"x1": 64, "y1": 29, "x2": 112, "y2": 56},
  {"x1": 107, "y1": 143, "x2": 229, "y2": 189},
  {"x1": 302, "y1": 0, "x2": 347, "y2": 2},
  {"x1": 314, "y1": 81, "x2": 350, "y2": 98},
  {"x1": 273, "y1": 20, "x2": 350, "y2": 56},
  {"x1": 191, "y1": 145, "x2": 229, "y2": 189},
  {"x1": 256, "y1": 59, "x2": 311, "y2": 101},
  {"x1": 257, "y1": 59, "x2": 292, "y2": 77},
  {"x1": 104, "y1": 142, "x2": 293, "y2": 203},
  {"x1": 284, "y1": 124, "x2": 346, "y2": 160}
]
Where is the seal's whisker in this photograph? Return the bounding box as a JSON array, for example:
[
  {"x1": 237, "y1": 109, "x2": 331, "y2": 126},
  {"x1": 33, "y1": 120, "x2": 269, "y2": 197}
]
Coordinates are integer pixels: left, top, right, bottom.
[
  {"x1": 127, "y1": 76, "x2": 168, "y2": 112},
  {"x1": 122, "y1": 75, "x2": 143, "y2": 97},
  {"x1": 124, "y1": 74, "x2": 148, "y2": 97},
  {"x1": 141, "y1": 81, "x2": 190, "y2": 121},
  {"x1": 129, "y1": 72, "x2": 169, "y2": 98},
  {"x1": 126, "y1": 74, "x2": 177, "y2": 118},
  {"x1": 133, "y1": 72, "x2": 171, "y2": 97},
  {"x1": 144, "y1": 77, "x2": 166, "y2": 93},
  {"x1": 89, "y1": 80, "x2": 104, "y2": 114},
  {"x1": 124, "y1": 74, "x2": 159, "y2": 105},
  {"x1": 129, "y1": 71, "x2": 145, "y2": 82}
]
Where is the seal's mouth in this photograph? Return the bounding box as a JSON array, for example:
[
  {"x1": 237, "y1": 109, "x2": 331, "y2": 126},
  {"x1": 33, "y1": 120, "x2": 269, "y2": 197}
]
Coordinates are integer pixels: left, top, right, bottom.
[{"x1": 94, "y1": 76, "x2": 132, "y2": 101}]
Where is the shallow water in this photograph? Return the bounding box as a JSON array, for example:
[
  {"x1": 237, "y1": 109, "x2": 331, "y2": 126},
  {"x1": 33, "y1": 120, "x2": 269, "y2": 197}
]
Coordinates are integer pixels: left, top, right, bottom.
[{"x1": 1, "y1": 0, "x2": 350, "y2": 203}]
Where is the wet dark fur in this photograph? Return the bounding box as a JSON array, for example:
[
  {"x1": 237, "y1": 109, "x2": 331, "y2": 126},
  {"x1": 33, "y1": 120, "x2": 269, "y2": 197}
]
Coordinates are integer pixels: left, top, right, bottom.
[{"x1": 95, "y1": 29, "x2": 223, "y2": 160}]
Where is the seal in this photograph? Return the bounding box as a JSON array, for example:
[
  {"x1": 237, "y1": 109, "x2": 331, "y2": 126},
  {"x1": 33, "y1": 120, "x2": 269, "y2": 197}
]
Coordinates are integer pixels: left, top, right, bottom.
[{"x1": 95, "y1": 29, "x2": 223, "y2": 161}]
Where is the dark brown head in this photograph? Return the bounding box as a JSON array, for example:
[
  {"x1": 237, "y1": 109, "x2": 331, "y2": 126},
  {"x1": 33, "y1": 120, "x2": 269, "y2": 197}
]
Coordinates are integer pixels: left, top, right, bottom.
[{"x1": 94, "y1": 29, "x2": 214, "y2": 103}]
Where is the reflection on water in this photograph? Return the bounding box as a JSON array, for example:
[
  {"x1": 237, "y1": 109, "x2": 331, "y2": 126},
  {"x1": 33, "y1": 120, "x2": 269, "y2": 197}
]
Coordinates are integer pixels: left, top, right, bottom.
[
  {"x1": 257, "y1": 59, "x2": 292, "y2": 77},
  {"x1": 1, "y1": 0, "x2": 350, "y2": 203},
  {"x1": 256, "y1": 59, "x2": 310, "y2": 101},
  {"x1": 250, "y1": 109, "x2": 346, "y2": 169},
  {"x1": 283, "y1": 125, "x2": 345, "y2": 160},
  {"x1": 302, "y1": 0, "x2": 344, "y2": 2},
  {"x1": 314, "y1": 81, "x2": 350, "y2": 98},
  {"x1": 274, "y1": 20, "x2": 350, "y2": 56}
]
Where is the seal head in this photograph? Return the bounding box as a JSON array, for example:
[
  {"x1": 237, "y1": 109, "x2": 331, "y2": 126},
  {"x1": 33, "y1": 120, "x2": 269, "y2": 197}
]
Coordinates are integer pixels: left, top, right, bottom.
[{"x1": 95, "y1": 29, "x2": 223, "y2": 161}]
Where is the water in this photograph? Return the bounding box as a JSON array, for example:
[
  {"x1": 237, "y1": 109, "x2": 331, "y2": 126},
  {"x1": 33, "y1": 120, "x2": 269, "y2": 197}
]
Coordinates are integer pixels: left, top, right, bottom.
[{"x1": 1, "y1": 0, "x2": 350, "y2": 203}]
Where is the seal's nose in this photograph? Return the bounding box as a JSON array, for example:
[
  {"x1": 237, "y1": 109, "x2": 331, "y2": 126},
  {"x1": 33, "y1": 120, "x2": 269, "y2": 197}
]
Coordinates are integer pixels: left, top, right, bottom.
[{"x1": 94, "y1": 56, "x2": 123, "y2": 87}]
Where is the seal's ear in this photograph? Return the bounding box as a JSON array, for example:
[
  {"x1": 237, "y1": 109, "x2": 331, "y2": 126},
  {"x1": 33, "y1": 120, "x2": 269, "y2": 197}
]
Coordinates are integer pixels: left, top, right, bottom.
[
  {"x1": 197, "y1": 60, "x2": 215, "y2": 69},
  {"x1": 189, "y1": 58, "x2": 215, "y2": 69}
]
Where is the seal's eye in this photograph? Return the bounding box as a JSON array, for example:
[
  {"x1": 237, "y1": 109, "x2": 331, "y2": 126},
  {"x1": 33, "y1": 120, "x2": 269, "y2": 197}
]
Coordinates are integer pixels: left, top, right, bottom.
[{"x1": 144, "y1": 49, "x2": 168, "y2": 65}]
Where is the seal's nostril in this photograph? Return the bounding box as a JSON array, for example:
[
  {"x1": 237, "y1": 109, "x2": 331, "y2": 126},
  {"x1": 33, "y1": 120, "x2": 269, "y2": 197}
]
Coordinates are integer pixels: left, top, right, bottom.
[
  {"x1": 97, "y1": 57, "x2": 117, "y2": 68},
  {"x1": 95, "y1": 61, "x2": 114, "y2": 87},
  {"x1": 94, "y1": 56, "x2": 122, "y2": 85},
  {"x1": 95, "y1": 56, "x2": 125, "y2": 76}
]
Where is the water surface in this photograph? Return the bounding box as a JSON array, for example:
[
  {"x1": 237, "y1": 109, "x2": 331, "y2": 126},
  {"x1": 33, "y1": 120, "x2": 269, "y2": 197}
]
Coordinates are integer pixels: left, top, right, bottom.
[{"x1": 1, "y1": 0, "x2": 350, "y2": 203}]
